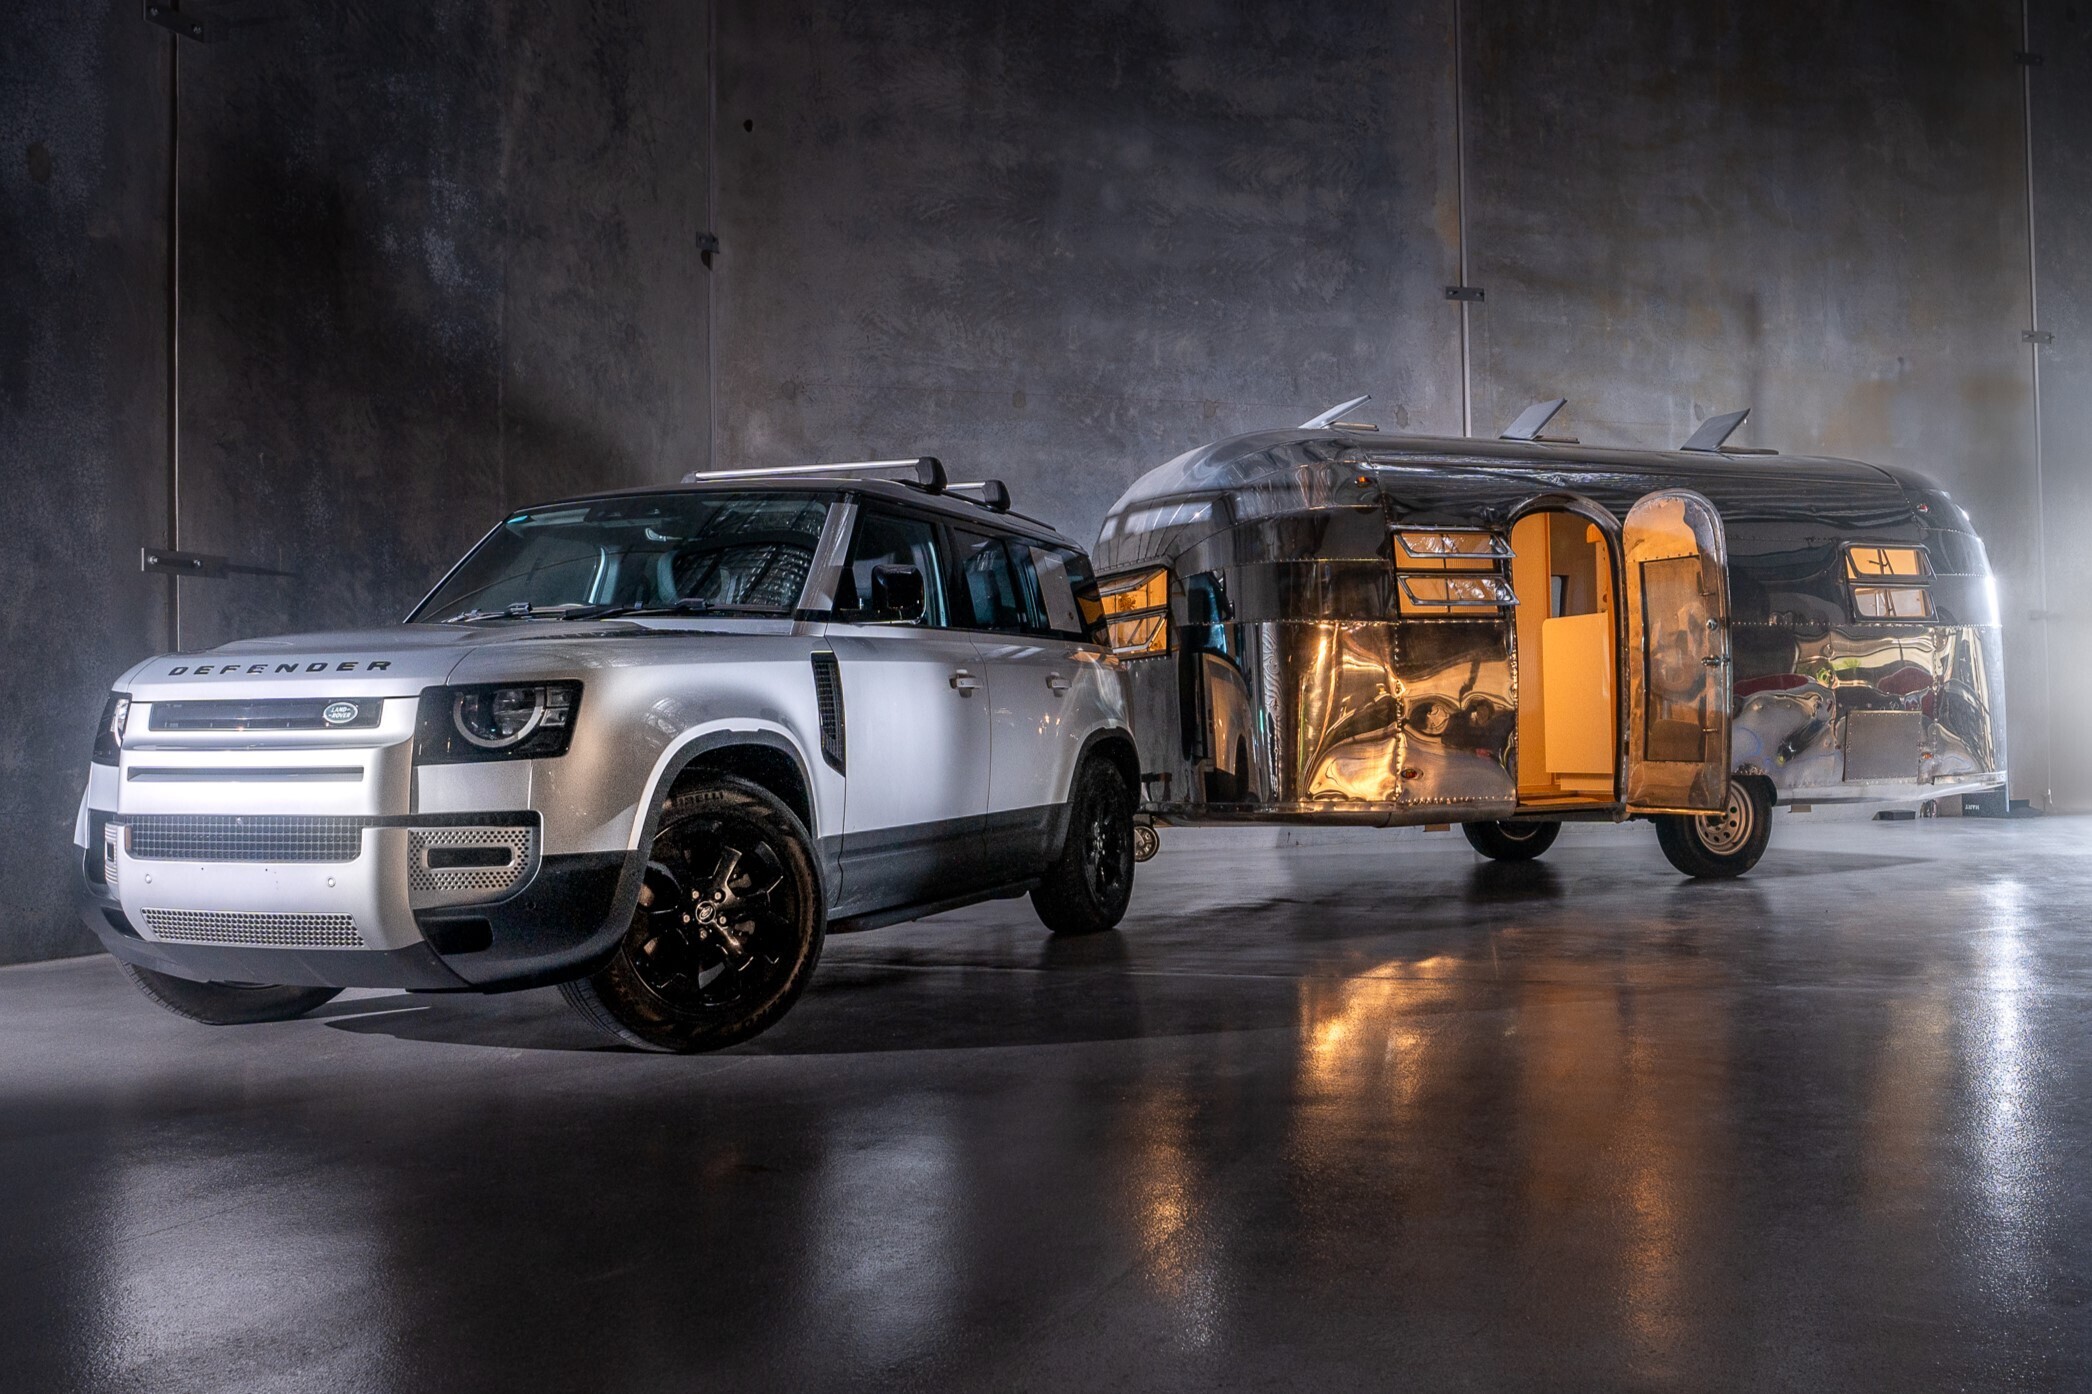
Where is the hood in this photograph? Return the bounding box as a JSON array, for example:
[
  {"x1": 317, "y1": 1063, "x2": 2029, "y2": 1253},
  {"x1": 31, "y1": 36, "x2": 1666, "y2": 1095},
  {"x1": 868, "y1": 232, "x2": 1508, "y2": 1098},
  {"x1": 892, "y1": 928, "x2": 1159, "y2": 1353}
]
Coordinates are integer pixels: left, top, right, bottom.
[{"x1": 115, "y1": 619, "x2": 805, "y2": 698}]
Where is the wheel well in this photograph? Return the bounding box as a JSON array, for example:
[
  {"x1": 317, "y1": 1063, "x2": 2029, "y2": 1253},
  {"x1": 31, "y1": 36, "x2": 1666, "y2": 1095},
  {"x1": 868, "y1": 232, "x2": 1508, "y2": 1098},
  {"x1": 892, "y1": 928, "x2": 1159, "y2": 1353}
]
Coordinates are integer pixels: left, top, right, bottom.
[
  {"x1": 670, "y1": 742, "x2": 813, "y2": 830},
  {"x1": 1087, "y1": 731, "x2": 1140, "y2": 794}
]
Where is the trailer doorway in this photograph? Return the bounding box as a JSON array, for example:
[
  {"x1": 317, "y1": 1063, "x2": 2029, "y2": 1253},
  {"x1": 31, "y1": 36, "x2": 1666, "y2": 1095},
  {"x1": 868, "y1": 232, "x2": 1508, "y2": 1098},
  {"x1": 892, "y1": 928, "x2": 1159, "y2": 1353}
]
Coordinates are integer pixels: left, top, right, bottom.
[{"x1": 1510, "y1": 510, "x2": 1618, "y2": 805}]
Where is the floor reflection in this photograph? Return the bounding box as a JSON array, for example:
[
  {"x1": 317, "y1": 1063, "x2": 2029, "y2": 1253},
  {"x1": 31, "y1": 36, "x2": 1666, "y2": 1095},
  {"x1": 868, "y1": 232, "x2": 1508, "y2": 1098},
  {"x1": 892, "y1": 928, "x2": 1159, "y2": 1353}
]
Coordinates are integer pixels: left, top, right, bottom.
[{"x1": 3, "y1": 818, "x2": 2088, "y2": 1389}]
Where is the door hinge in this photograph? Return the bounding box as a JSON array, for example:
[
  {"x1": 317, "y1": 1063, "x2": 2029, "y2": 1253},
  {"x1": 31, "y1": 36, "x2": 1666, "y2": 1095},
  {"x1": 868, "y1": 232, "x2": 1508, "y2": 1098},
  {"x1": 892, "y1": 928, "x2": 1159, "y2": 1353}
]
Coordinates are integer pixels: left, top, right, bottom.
[
  {"x1": 2015, "y1": 50, "x2": 2045, "y2": 67},
  {"x1": 1444, "y1": 285, "x2": 1485, "y2": 303},
  {"x1": 697, "y1": 232, "x2": 720, "y2": 269},
  {"x1": 143, "y1": 1, "x2": 218, "y2": 42},
  {"x1": 2024, "y1": 328, "x2": 2054, "y2": 345}
]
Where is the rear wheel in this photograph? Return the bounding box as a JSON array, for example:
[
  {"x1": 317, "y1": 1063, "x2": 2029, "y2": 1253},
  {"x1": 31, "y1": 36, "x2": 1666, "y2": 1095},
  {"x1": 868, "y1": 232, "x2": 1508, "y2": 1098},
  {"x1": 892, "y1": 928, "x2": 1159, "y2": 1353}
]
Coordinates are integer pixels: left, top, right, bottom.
[
  {"x1": 118, "y1": 962, "x2": 341, "y2": 1025},
  {"x1": 561, "y1": 777, "x2": 824, "y2": 1053},
  {"x1": 1032, "y1": 757, "x2": 1136, "y2": 935},
  {"x1": 1655, "y1": 778, "x2": 1773, "y2": 878},
  {"x1": 1461, "y1": 819, "x2": 1561, "y2": 861}
]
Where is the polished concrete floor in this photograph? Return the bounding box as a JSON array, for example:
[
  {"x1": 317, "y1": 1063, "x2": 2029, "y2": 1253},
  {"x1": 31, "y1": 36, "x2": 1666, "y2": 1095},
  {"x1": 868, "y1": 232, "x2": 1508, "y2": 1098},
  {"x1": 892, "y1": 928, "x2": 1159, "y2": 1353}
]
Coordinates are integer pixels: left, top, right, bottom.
[{"x1": 3, "y1": 815, "x2": 2089, "y2": 1392}]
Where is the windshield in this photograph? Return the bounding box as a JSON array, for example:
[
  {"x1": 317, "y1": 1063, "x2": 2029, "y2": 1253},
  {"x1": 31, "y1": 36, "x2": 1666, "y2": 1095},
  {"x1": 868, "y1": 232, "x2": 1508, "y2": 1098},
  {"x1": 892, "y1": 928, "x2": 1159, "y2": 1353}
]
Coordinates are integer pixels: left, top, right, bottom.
[{"x1": 412, "y1": 491, "x2": 834, "y2": 622}]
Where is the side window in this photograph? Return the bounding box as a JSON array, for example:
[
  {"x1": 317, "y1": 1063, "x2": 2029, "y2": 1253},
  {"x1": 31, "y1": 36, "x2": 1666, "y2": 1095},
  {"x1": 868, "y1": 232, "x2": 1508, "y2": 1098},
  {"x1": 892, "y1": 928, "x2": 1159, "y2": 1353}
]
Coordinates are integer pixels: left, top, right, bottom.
[
  {"x1": 835, "y1": 508, "x2": 947, "y2": 626},
  {"x1": 947, "y1": 528, "x2": 1030, "y2": 633}
]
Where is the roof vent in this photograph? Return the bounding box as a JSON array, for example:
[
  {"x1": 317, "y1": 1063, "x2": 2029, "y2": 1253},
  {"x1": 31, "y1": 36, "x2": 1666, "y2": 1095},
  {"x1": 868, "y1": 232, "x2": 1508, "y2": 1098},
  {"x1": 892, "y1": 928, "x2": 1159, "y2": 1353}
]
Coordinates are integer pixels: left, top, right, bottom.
[
  {"x1": 1498, "y1": 398, "x2": 1578, "y2": 444},
  {"x1": 1680, "y1": 409, "x2": 1778, "y2": 456},
  {"x1": 1301, "y1": 394, "x2": 1372, "y2": 430}
]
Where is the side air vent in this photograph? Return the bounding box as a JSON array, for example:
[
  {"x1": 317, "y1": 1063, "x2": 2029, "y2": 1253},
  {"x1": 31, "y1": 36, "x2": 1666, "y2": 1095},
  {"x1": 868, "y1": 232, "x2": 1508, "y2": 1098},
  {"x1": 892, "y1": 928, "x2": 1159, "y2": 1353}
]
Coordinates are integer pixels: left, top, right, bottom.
[{"x1": 810, "y1": 652, "x2": 846, "y2": 773}]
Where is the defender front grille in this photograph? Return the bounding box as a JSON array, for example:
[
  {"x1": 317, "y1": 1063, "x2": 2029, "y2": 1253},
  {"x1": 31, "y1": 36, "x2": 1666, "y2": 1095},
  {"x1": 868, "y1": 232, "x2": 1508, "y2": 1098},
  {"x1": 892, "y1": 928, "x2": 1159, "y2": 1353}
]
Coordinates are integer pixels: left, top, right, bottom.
[
  {"x1": 149, "y1": 697, "x2": 384, "y2": 731},
  {"x1": 125, "y1": 815, "x2": 371, "y2": 863},
  {"x1": 408, "y1": 826, "x2": 535, "y2": 898},
  {"x1": 141, "y1": 908, "x2": 365, "y2": 949}
]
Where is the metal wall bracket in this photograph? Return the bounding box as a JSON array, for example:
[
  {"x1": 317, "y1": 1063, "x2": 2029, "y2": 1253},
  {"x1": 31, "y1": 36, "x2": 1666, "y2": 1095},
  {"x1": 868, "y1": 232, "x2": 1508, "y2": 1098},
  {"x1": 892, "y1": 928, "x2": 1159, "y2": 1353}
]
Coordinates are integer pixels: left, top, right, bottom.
[
  {"x1": 143, "y1": 2, "x2": 218, "y2": 42},
  {"x1": 2024, "y1": 328, "x2": 2054, "y2": 344},
  {"x1": 1444, "y1": 286, "x2": 1485, "y2": 302},
  {"x1": 142, "y1": 548, "x2": 226, "y2": 578},
  {"x1": 141, "y1": 548, "x2": 294, "y2": 579}
]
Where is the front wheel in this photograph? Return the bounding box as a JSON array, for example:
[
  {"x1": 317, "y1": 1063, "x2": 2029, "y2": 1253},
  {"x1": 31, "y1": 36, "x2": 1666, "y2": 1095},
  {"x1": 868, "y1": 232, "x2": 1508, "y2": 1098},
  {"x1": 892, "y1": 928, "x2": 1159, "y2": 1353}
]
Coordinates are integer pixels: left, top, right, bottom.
[
  {"x1": 1655, "y1": 778, "x2": 1773, "y2": 878},
  {"x1": 561, "y1": 776, "x2": 824, "y2": 1053},
  {"x1": 118, "y1": 962, "x2": 341, "y2": 1025},
  {"x1": 1032, "y1": 757, "x2": 1136, "y2": 936},
  {"x1": 1461, "y1": 819, "x2": 1561, "y2": 861}
]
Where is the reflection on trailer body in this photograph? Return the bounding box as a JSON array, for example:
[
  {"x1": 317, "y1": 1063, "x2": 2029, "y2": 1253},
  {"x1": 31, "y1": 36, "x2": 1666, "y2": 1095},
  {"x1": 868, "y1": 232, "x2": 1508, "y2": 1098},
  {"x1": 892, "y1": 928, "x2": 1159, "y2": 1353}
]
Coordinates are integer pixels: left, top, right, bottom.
[{"x1": 1091, "y1": 422, "x2": 2004, "y2": 856}]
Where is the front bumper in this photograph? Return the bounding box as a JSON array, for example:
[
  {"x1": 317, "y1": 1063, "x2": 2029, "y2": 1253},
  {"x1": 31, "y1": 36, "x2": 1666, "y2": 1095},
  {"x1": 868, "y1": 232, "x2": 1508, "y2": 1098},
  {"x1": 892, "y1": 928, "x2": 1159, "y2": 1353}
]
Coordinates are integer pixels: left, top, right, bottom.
[{"x1": 78, "y1": 814, "x2": 641, "y2": 991}]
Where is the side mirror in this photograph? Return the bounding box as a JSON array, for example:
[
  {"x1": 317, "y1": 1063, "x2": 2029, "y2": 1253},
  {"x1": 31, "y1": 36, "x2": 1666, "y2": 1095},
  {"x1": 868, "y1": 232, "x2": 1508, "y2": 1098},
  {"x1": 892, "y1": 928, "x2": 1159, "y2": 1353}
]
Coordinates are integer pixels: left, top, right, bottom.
[{"x1": 869, "y1": 563, "x2": 926, "y2": 621}]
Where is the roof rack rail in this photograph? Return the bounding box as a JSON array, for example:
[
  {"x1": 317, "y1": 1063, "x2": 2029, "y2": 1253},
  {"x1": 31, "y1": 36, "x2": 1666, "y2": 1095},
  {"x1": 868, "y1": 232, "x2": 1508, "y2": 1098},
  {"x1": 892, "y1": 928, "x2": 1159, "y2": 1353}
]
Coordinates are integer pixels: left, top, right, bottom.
[
  {"x1": 680, "y1": 457, "x2": 948, "y2": 490},
  {"x1": 1499, "y1": 398, "x2": 1579, "y2": 444},
  {"x1": 1680, "y1": 408, "x2": 1777, "y2": 456},
  {"x1": 946, "y1": 480, "x2": 1012, "y2": 513}
]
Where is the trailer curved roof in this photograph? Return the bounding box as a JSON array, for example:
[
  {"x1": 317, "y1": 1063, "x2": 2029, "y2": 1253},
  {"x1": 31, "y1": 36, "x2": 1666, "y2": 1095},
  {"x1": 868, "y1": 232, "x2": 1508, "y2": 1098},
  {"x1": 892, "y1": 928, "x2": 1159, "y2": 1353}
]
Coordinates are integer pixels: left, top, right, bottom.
[{"x1": 1094, "y1": 427, "x2": 1962, "y2": 573}]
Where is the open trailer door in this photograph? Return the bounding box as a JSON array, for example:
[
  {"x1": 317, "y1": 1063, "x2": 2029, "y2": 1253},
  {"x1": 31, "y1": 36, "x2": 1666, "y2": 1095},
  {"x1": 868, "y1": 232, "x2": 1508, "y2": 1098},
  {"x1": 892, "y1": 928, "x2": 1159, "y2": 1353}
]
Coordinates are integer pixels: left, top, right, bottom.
[{"x1": 1623, "y1": 489, "x2": 1732, "y2": 813}]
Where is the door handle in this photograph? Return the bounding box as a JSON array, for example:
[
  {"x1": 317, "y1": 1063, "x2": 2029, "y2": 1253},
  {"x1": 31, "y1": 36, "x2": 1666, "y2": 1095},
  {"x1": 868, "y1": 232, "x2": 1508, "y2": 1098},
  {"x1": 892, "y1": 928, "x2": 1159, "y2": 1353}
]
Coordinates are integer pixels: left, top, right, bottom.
[
  {"x1": 1047, "y1": 673, "x2": 1071, "y2": 693},
  {"x1": 949, "y1": 670, "x2": 982, "y2": 695}
]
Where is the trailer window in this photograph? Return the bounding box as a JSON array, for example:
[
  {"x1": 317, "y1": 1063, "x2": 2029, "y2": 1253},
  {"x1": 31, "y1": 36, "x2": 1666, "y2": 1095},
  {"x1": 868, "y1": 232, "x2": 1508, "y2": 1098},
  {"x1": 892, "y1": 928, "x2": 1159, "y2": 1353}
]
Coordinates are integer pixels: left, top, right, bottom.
[
  {"x1": 1843, "y1": 544, "x2": 1933, "y2": 621},
  {"x1": 1096, "y1": 567, "x2": 1171, "y2": 656},
  {"x1": 1852, "y1": 586, "x2": 1934, "y2": 620},
  {"x1": 1392, "y1": 528, "x2": 1515, "y2": 616},
  {"x1": 1844, "y1": 546, "x2": 1930, "y2": 579}
]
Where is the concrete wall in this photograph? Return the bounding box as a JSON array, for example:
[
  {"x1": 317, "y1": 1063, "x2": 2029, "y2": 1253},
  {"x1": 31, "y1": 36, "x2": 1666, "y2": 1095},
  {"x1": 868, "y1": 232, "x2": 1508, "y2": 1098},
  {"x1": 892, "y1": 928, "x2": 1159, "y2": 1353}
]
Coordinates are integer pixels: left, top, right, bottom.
[
  {"x1": 1, "y1": 4, "x2": 169, "y2": 963},
  {"x1": 1, "y1": 0, "x2": 2081, "y2": 963}
]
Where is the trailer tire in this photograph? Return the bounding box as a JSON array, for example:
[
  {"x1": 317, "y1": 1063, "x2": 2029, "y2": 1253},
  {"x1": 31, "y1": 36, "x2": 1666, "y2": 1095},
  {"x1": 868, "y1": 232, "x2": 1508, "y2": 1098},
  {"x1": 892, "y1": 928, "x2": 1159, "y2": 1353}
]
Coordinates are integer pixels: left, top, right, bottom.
[
  {"x1": 118, "y1": 962, "x2": 342, "y2": 1025},
  {"x1": 561, "y1": 776, "x2": 823, "y2": 1053},
  {"x1": 1461, "y1": 819, "x2": 1561, "y2": 861},
  {"x1": 1655, "y1": 778, "x2": 1773, "y2": 879}
]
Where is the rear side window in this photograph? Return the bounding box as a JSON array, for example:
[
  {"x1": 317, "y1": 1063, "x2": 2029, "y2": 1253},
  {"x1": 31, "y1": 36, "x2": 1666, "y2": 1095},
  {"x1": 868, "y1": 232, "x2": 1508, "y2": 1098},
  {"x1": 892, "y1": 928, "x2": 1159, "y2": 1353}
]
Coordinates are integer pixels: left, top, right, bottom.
[
  {"x1": 946, "y1": 530, "x2": 1100, "y2": 641},
  {"x1": 948, "y1": 528, "x2": 1030, "y2": 633}
]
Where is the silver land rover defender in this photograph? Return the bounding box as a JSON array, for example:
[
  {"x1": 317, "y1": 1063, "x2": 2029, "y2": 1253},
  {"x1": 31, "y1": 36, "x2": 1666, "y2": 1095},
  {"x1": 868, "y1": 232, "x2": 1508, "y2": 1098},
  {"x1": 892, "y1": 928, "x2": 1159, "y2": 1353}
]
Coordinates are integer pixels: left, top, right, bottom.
[{"x1": 74, "y1": 460, "x2": 1139, "y2": 1051}]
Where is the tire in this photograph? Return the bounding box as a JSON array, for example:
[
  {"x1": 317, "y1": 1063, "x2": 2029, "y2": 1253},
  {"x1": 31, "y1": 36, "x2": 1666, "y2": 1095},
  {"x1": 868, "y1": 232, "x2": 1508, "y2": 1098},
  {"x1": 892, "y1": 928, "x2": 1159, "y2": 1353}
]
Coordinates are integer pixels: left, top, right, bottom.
[
  {"x1": 1655, "y1": 777, "x2": 1773, "y2": 879},
  {"x1": 1461, "y1": 819, "x2": 1561, "y2": 861},
  {"x1": 118, "y1": 961, "x2": 341, "y2": 1025},
  {"x1": 560, "y1": 776, "x2": 824, "y2": 1053},
  {"x1": 1032, "y1": 757, "x2": 1136, "y2": 936}
]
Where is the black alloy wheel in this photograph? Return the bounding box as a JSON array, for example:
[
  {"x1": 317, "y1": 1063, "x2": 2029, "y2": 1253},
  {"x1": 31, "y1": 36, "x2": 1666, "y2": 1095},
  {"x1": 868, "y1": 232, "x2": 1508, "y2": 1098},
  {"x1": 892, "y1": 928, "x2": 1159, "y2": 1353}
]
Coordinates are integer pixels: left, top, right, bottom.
[
  {"x1": 1032, "y1": 757, "x2": 1136, "y2": 935},
  {"x1": 1461, "y1": 818, "x2": 1562, "y2": 861},
  {"x1": 561, "y1": 776, "x2": 823, "y2": 1052}
]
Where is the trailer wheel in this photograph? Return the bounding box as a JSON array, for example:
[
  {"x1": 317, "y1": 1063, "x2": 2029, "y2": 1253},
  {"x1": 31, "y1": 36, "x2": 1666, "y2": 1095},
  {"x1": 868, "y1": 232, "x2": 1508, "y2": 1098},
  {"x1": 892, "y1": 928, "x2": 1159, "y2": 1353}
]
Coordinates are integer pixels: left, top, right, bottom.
[
  {"x1": 1655, "y1": 778, "x2": 1773, "y2": 879},
  {"x1": 1132, "y1": 823, "x2": 1160, "y2": 863},
  {"x1": 1461, "y1": 819, "x2": 1561, "y2": 861},
  {"x1": 118, "y1": 963, "x2": 341, "y2": 1025},
  {"x1": 561, "y1": 776, "x2": 823, "y2": 1052}
]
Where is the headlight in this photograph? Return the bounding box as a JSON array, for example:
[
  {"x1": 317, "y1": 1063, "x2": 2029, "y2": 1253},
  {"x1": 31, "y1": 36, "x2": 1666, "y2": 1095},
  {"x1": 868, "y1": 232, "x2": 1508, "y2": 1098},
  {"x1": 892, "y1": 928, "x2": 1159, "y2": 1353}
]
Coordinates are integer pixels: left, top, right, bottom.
[
  {"x1": 92, "y1": 693, "x2": 131, "y2": 766},
  {"x1": 415, "y1": 682, "x2": 581, "y2": 763}
]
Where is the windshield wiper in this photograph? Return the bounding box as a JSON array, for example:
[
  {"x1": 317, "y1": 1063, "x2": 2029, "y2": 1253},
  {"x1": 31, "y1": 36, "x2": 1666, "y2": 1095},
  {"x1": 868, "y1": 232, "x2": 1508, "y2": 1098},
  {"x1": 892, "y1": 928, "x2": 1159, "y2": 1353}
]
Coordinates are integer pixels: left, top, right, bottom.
[
  {"x1": 441, "y1": 602, "x2": 600, "y2": 623},
  {"x1": 566, "y1": 598, "x2": 784, "y2": 621}
]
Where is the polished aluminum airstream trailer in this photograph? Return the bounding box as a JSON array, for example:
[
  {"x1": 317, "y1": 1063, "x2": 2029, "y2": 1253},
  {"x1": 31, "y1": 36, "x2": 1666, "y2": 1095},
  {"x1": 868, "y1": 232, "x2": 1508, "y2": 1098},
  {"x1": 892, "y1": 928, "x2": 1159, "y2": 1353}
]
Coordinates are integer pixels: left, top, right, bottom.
[{"x1": 1091, "y1": 399, "x2": 2007, "y2": 877}]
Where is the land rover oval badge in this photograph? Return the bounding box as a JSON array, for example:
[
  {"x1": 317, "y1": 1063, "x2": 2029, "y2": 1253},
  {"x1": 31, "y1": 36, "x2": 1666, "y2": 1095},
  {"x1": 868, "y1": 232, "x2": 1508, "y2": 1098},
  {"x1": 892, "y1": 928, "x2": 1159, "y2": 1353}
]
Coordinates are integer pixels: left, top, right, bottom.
[{"x1": 322, "y1": 702, "x2": 360, "y2": 727}]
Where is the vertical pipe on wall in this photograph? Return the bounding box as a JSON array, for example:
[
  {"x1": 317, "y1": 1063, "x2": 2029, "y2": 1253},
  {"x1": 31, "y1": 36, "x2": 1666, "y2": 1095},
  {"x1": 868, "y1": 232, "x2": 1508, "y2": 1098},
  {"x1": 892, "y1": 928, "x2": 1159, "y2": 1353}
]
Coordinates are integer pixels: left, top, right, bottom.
[
  {"x1": 1453, "y1": 0, "x2": 1472, "y2": 437},
  {"x1": 164, "y1": 28, "x2": 182, "y2": 652},
  {"x1": 2020, "y1": 0, "x2": 2053, "y2": 809},
  {"x1": 705, "y1": 0, "x2": 719, "y2": 473}
]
